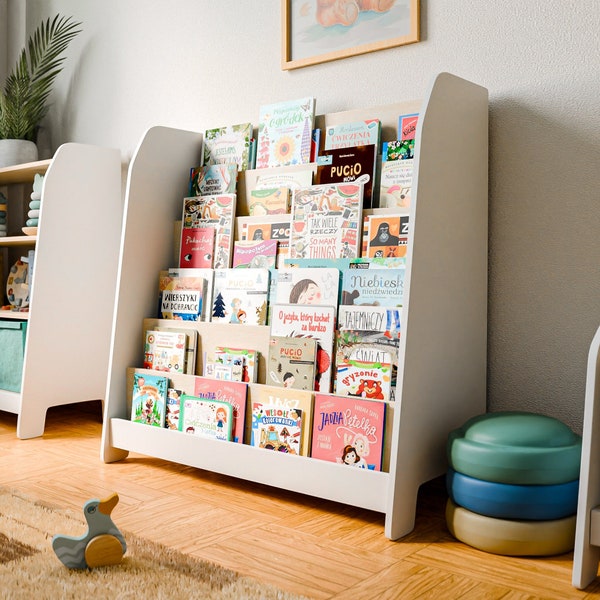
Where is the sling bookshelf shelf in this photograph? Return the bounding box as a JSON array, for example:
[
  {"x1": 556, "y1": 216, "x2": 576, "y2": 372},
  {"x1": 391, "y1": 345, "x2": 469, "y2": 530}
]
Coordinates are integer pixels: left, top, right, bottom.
[{"x1": 101, "y1": 72, "x2": 488, "y2": 540}]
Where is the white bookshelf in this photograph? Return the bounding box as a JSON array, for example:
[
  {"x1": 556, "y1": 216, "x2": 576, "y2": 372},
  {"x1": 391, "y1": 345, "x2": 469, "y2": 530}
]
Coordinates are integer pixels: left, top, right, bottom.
[{"x1": 101, "y1": 72, "x2": 488, "y2": 540}]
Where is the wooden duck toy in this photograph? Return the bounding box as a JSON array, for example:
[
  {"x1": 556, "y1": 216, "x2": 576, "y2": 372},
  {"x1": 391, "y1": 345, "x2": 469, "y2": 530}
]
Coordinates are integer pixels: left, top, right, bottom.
[{"x1": 52, "y1": 492, "x2": 127, "y2": 569}]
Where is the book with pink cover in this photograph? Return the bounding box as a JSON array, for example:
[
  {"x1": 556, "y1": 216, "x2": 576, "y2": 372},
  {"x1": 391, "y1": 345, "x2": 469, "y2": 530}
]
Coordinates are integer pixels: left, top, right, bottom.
[
  {"x1": 179, "y1": 225, "x2": 215, "y2": 268},
  {"x1": 232, "y1": 239, "x2": 278, "y2": 269},
  {"x1": 311, "y1": 393, "x2": 386, "y2": 471}
]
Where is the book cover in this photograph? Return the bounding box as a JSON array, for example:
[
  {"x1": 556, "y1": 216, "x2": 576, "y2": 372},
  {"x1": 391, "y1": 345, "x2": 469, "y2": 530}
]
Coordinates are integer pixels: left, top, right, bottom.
[
  {"x1": 165, "y1": 387, "x2": 183, "y2": 430},
  {"x1": 143, "y1": 329, "x2": 187, "y2": 374},
  {"x1": 315, "y1": 144, "x2": 377, "y2": 209},
  {"x1": 311, "y1": 393, "x2": 386, "y2": 471},
  {"x1": 270, "y1": 303, "x2": 336, "y2": 393},
  {"x1": 182, "y1": 194, "x2": 236, "y2": 269},
  {"x1": 366, "y1": 213, "x2": 410, "y2": 259},
  {"x1": 189, "y1": 163, "x2": 238, "y2": 196},
  {"x1": 248, "y1": 186, "x2": 290, "y2": 216},
  {"x1": 193, "y1": 376, "x2": 248, "y2": 444},
  {"x1": 334, "y1": 355, "x2": 393, "y2": 402},
  {"x1": 214, "y1": 346, "x2": 259, "y2": 383},
  {"x1": 256, "y1": 97, "x2": 315, "y2": 169},
  {"x1": 379, "y1": 158, "x2": 414, "y2": 209},
  {"x1": 248, "y1": 385, "x2": 314, "y2": 456},
  {"x1": 244, "y1": 164, "x2": 315, "y2": 198},
  {"x1": 238, "y1": 214, "x2": 291, "y2": 268},
  {"x1": 398, "y1": 112, "x2": 419, "y2": 141},
  {"x1": 153, "y1": 325, "x2": 198, "y2": 375},
  {"x1": 273, "y1": 267, "x2": 340, "y2": 308},
  {"x1": 179, "y1": 225, "x2": 215, "y2": 268},
  {"x1": 289, "y1": 183, "x2": 363, "y2": 261},
  {"x1": 202, "y1": 122, "x2": 253, "y2": 171},
  {"x1": 166, "y1": 268, "x2": 214, "y2": 322},
  {"x1": 311, "y1": 128, "x2": 321, "y2": 161},
  {"x1": 179, "y1": 394, "x2": 234, "y2": 442},
  {"x1": 340, "y1": 267, "x2": 405, "y2": 307},
  {"x1": 232, "y1": 239, "x2": 278, "y2": 269},
  {"x1": 131, "y1": 372, "x2": 168, "y2": 427},
  {"x1": 158, "y1": 270, "x2": 205, "y2": 321},
  {"x1": 323, "y1": 119, "x2": 380, "y2": 150},
  {"x1": 211, "y1": 268, "x2": 270, "y2": 325},
  {"x1": 382, "y1": 139, "x2": 415, "y2": 161},
  {"x1": 267, "y1": 335, "x2": 317, "y2": 391}
]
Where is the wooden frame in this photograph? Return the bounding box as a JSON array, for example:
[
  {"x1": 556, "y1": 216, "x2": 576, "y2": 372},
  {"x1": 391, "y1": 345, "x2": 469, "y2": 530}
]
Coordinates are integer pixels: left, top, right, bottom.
[{"x1": 282, "y1": 0, "x2": 420, "y2": 70}]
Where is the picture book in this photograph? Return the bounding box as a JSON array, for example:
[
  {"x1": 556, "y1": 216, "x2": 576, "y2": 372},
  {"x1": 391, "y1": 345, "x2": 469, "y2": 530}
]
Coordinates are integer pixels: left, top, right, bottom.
[
  {"x1": 289, "y1": 182, "x2": 363, "y2": 261},
  {"x1": 131, "y1": 372, "x2": 168, "y2": 427},
  {"x1": 243, "y1": 163, "x2": 315, "y2": 198},
  {"x1": 324, "y1": 119, "x2": 381, "y2": 150},
  {"x1": 179, "y1": 394, "x2": 234, "y2": 442},
  {"x1": 153, "y1": 324, "x2": 198, "y2": 375},
  {"x1": 366, "y1": 213, "x2": 410, "y2": 259},
  {"x1": 214, "y1": 346, "x2": 259, "y2": 383},
  {"x1": 398, "y1": 112, "x2": 419, "y2": 140},
  {"x1": 248, "y1": 384, "x2": 314, "y2": 455},
  {"x1": 194, "y1": 376, "x2": 247, "y2": 443},
  {"x1": 166, "y1": 267, "x2": 214, "y2": 322},
  {"x1": 382, "y1": 139, "x2": 415, "y2": 161},
  {"x1": 311, "y1": 393, "x2": 386, "y2": 471},
  {"x1": 267, "y1": 335, "x2": 318, "y2": 391},
  {"x1": 203, "y1": 360, "x2": 244, "y2": 382},
  {"x1": 189, "y1": 163, "x2": 238, "y2": 196},
  {"x1": 182, "y1": 194, "x2": 236, "y2": 269},
  {"x1": 143, "y1": 329, "x2": 187, "y2": 374},
  {"x1": 334, "y1": 354, "x2": 393, "y2": 402},
  {"x1": 311, "y1": 128, "x2": 321, "y2": 161},
  {"x1": 158, "y1": 270, "x2": 205, "y2": 321},
  {"x1": 256, "y1": 96, "x2": 315, "y2": 169},
  {"x1": 211, "y1": 267, "x2": 270, "y2": 325},
  {"x1": 340, "y1": 267, "x2": 405, "y2": 307},
  {"x1": 273, "y1": 267, "x2": 340, "y2": 308},
  {"x1": 238, "y1": 214, "x2": 291, "y2": 268},
  {"x1": 165, "y1": 387, "x2": 183, "y2": 430},
  {"x1": 379, "y1": 158, "x2": 414, "y2": 209},
  {"x1": 232, "y1": 239, "x2": 278, "y2": 269},
  {"x1": 179, "y1": 225, "x2": 215, "y2": 268},
  {"x1": 315, "y1": 144, "x2": 377, "y2": 209},
  {"x1": 248, "y1": 186, "x2": 290, "y2": 216},
  {"x1": 202, "y1": 122, "x2": 253, "y2": 171},
  {"x1": 270, "y1": 303, "x2": 336, "y2": 393}
]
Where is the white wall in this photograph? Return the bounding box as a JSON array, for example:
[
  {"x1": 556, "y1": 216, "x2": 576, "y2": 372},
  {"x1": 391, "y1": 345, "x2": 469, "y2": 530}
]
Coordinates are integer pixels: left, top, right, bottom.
[{"x1": 18, "y1": 0, "x2": 600, "y2": 433}]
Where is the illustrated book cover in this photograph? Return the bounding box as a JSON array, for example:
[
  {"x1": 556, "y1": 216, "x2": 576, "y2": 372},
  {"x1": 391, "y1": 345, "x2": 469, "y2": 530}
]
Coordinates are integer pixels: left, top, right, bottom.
[
  {"x1": 193, "y1": 376, "x2": 248, "y2": 444},
  {"x1": 131, "y1": 372, "x2": 168, "y2": 427},
  {"x1": 340, "y1": 267, "x2": 405, "y2": 308},
  {"x1": 165, "y1": 387, "x2": 183, "y2": 430},
  {"x1": 256, "y1": 96, "x2": 315, "y2": 169},
  {"x1": 189, "y1": 163, "x2": 238, "y2": 196},
  {"x1": 179, "y1": 394, "x2": 234, "y2": 442},
  {"x1": 379, "y1": 156, "x2": 414, "y2": 209},
  {"x1": 365, "y1": 213, "x2": 410, "y2": 259},
  {"x1": 210, "y1": 267, "x2": 270, "y2": 326},
  {"x1": 289, "y1": 182, "x2": 363, "y2": 261},
  {"x1": 269, "y1": 303, "x2": 336, "y2": 393},
  {"x1": 237, "y1": 214, "x2": 291, "y2": 268},
  {"x1": 334, "y1": 354, "x2": 393, "y2": 402},
  {"x1": 182, "y1": 194, "x2": 236, "y2": 269},
  {"x1": 248, "y1": 384, "x2": 314, "y2": 456},
  {"x1": 143, "y1": 329, "x2": 187, "y2": 374},
  {"x1": 323, "y1": 119, "x2": 381, "y2": 151},
  {"x1": 179, "y1": 225, "x2": 215, "y2": 268},
  {"x1": 153, "y1": 324, "x2": 198, "y2": 375},
  {"x1": 213, "y1": 346, "x2": 259, "y2": 383},
  {"x1": 273, "y1": 267, "x2": 340, "y2": 308},
  {"x1": 165, "y1": 267, "x2": 214, "y2": 322},
  {"x1": 243, "y1": 163, "x2": 315, "y2": 198},
  {"x1": 158, "y1": 269, "x2": 205, "y2": 321},
  {"x1": 267, "y1": 335, "x2": 318, "y2": 391},
  {"x1": 232, "y1": 239, "x2": 278, "y2": 269},
  {"x1": 311, "y1": 393, "x2": 386, "y2": 471},
  {"x1": 248, "y1": 186, "x2": 290, "y2": 216},
  {"x1": 398, "y1": 112, "x2": 419, "y2": 140},
  {"x1": 315, "y1": 144, "x2": 377, "y2": 209},
  {"x1": 202, "y1": 122, "x2": 253, "y2": 171}
]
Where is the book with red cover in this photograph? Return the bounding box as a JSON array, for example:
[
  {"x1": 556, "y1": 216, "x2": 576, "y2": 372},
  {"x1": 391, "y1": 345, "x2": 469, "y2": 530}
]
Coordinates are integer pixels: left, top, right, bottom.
[{"x1": 179, "y1": 226, "x2": 215, "y2": 268}]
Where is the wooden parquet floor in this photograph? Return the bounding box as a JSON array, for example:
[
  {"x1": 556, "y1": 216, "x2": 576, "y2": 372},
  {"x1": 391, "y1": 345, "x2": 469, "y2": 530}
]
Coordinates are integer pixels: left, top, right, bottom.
[{"x1": 0, "y1": 401, "x2": 598, "y2": 599}]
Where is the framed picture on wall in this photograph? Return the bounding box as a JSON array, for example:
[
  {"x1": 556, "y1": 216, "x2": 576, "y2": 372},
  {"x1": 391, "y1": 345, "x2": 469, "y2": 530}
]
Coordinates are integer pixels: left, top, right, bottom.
[{"x1": 282, "y1": 0, "x2": 420, "y2": 70}]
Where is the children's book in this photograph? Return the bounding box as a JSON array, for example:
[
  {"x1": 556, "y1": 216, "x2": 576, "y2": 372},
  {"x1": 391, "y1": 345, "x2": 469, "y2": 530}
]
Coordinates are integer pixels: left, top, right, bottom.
[
  {"x1": 248, "y1": 187, "x2": 290, "y2": 216},
  {"x1": 315, "y1": 144, "x2": 377, "y2": 209},
  {"x1": 382, "y1": 139, "x2": 415, "y2": 161},
  {"x1": 289, "y1": 183, "x2": 363, "y2": 261},
  {"x1": 202, "y1": 122, "x2": 253, "y2": 171},
  {"x1": 311, "y1": 393, "x2": 386, "y2": 471},
  {"x1": 270, "y1": 303, "x2": 336, "y2": 393},
  {"x1": 340, "y1": 267, "x2": 405, "y2": 307},
  {"x1": 211, "y1": 268, "x2": 270, "y2": 325},
  {"x1": 334, "y1": 354, "x2": 393, "y2": 402},
  {"x1": 244, "y1": 164, "x2": 315, "y2": 198},
  {"x1": 379, "y1": 156, "x2": 414, "y2": 209},
  {"x1": 232, "y1": 239, "x2": 278, "y2": 269},
  {"x1": 131, "y1": 372, "x2": 168, "y2": 427},
  {"x1": 189, "y1": 163, "x2": 238, "y2": 196},
  {"x1": 256, "y1": 97, "x2": 315, "y2": 169},
  {"x1": 273, "y1": 267, "x2": 340, "y2": 308},
  {"x1": 398, "y1": 112, "x2": 419, "y2": 141},
  {"x1": 143, "y1": 329, "x2": 187, "y2": 373},
  {"x1": 213, "y1": 346, "x2": 259, "y2": 383},
  {"x1": 267, "y1": 335, "x2": 318, "y2": 391},
  {"x1": 193, "y1": 376, "x2": 247, "y2": 443},
  {"x1": 248, "y1": 384, "x2": 314, "y2": 456},
  {"x1": 324, "y1": 119, "x2": 381, "y2": 151},
  {"x1": 366, "y1": 213, "x2": 410, "y2": 259},
  {"x1": 311, "y1": 128, "x2": 321, "y2": 161},
  {"x1": 158, "y1": 270, "x2": 206, "y2": 321},
  {"x1": 237, "y1": 214, "x2": 291, "y2": 268},
  {"x1": 153, "y1": 325, "x2": 198, "y2": 375},
  {"x1": 165, "y1": 387, "x2": 183, "y2": 430},
  {"x1": 179, "y1": 225, "x2": 215, "y2": 268},
  {"x1": 179, "y1": 394, "x2": 234, "y2": 441},
  {"x1": 166, "y1": 268, "x2": 214, "y2": 322},
  {"x1": 182, "y1": 194, "x2": 236, "y2": 269}
]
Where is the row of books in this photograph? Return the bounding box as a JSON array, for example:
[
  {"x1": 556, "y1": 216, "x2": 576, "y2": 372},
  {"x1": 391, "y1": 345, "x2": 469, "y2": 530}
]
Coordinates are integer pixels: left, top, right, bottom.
[{"x1": 131, "y1": 371, "x2": 387, "y2": 471}]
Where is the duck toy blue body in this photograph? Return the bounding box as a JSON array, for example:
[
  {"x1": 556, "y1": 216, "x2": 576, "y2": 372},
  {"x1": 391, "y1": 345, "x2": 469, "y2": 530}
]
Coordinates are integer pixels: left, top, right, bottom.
[{"x1": 52, "y1": 492, "x2": 126, "y2": 569}]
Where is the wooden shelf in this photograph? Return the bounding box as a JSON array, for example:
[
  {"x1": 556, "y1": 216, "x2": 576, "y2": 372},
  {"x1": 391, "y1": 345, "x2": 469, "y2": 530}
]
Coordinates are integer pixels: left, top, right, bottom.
[
  {"x1": 0, "y1": 235, "x2": 37, "y2": 246},
  {"x1": 0, "y1": 311, "x2": 29, "y2": 320},
  {"x1": 0, "y1": 159, "x2": 51, "y2": 185}
]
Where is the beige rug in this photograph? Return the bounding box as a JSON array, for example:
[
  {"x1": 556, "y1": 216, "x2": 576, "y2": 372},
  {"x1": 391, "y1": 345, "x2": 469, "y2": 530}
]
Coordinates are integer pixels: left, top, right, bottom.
[{"x1": 0, "y1": 486, "x2": 307, "y2": 599}]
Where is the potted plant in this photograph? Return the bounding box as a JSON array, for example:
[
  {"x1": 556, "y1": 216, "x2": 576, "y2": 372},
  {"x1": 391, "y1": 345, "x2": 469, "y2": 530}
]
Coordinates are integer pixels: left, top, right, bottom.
[{"x1": 0, "y1": 15, "x2": 81, "y2": 168}]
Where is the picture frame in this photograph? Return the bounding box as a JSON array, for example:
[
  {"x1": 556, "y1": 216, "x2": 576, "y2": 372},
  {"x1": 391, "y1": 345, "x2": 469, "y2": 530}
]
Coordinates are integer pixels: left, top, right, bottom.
[{"x1": 282, "y1": 0, "x2": 420, "y2": 70}]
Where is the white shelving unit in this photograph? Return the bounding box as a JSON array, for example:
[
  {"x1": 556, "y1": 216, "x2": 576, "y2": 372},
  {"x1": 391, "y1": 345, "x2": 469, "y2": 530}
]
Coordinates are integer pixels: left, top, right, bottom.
[
  {"x1": 101, "y1": 72, "x2": 489, "y2": 540},
  {"x1": 0, "y1": 144, "x2": 122, "y2": 439}
]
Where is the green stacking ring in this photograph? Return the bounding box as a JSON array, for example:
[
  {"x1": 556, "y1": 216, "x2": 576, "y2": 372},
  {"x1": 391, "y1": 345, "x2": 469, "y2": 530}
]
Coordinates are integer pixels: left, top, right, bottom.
[
  {"x1": 446, "y1": 499, "x2": 576, "y2": 556},
  {"x1": 447, "y1": 412, "x2": 581, "y2": 485}
]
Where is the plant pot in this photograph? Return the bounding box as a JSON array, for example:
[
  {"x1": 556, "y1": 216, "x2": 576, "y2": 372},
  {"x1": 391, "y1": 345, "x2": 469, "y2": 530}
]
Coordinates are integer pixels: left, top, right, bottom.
[{"x1": 0, "y1": 140, "x2": 39, "y2": 168}]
